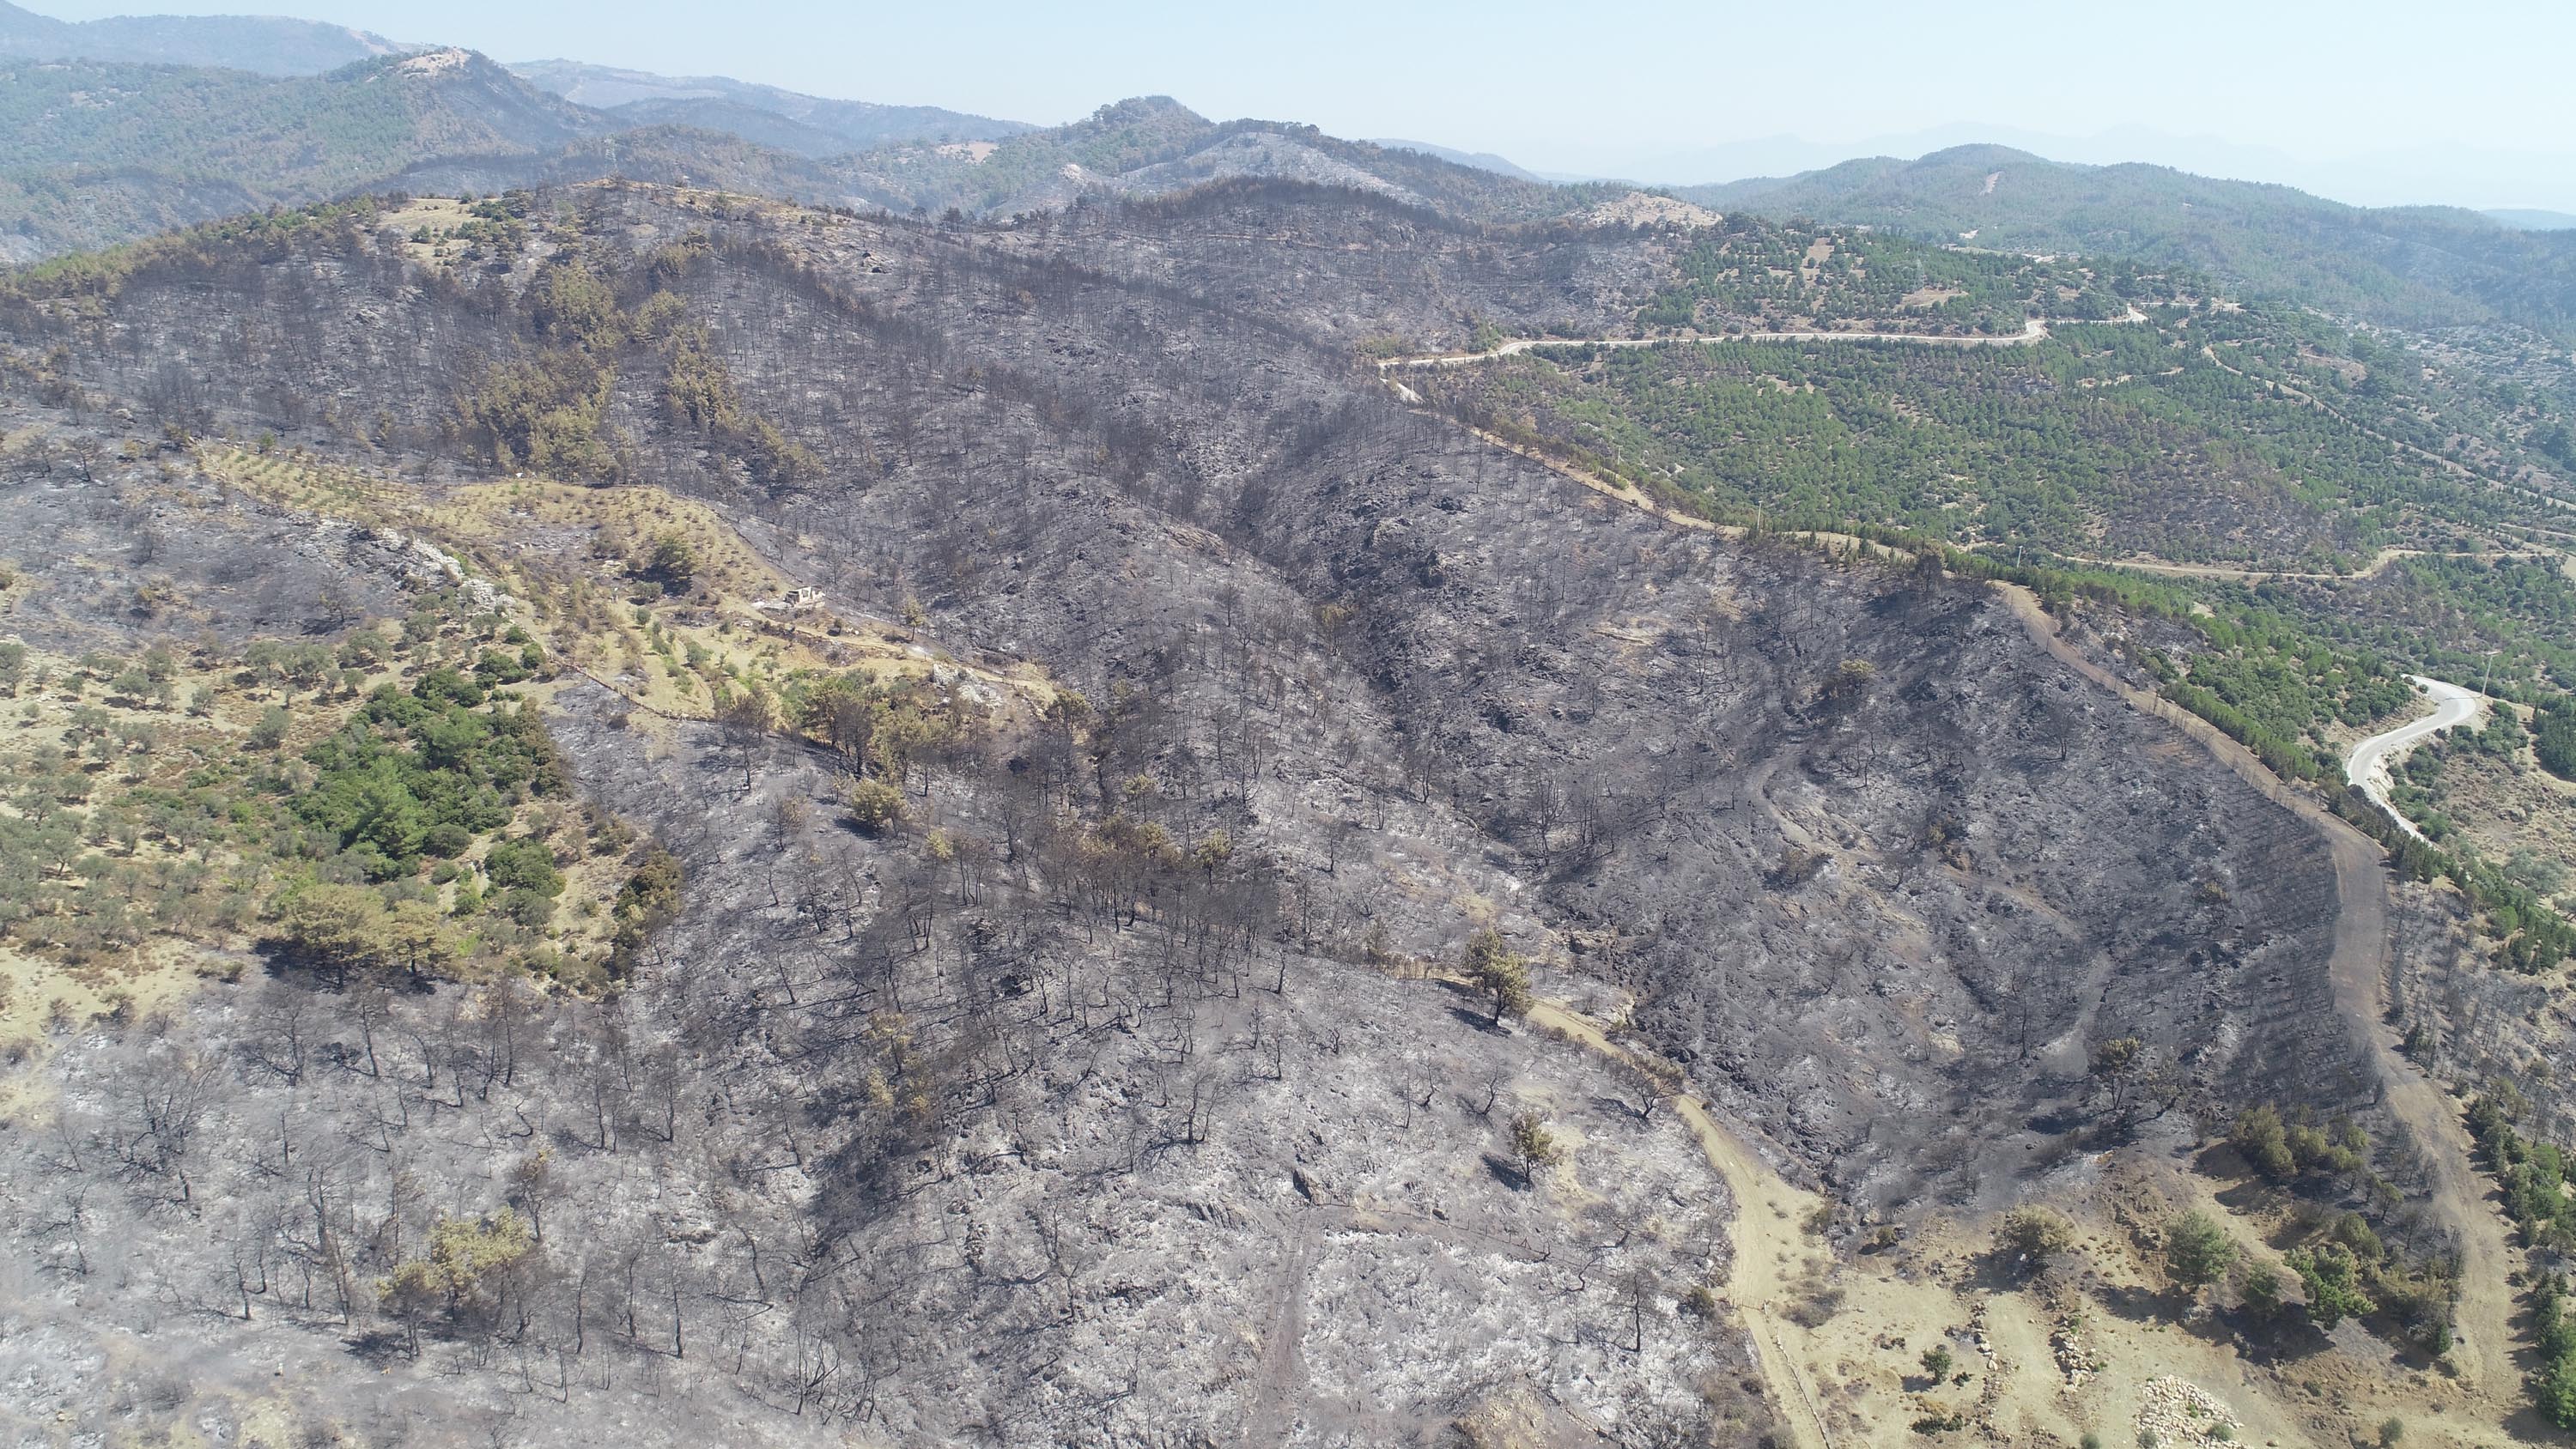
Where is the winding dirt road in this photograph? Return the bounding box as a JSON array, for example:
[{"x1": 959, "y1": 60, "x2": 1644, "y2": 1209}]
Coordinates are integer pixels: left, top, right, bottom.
[
  {"x1": 1375, "y1": 305, "x2": 2149, "y2": 387},
  {"x1": 1387, "y1": 370, "x2": 2524, "y2": 1422},
  {"x1": 2345, "y1": 676, "x2": 2488, "y2": 843},
  {"x1": 2199, "y1": 343, "x2": 2574, "y2": 518},
  {"x1": 2050, "y1": 546, "x2": 2549, "y2": 584},
  {"x1": 1519, "y1": 997, "x2": 1838, "y2": 1449},
  {"x1": 1996, "y1": 587, "x2": 2515, "y2": 1401}
]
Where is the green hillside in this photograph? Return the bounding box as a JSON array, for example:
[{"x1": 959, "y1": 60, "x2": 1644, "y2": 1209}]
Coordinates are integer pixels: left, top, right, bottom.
[
  {"x1": 1686, "y1": 145, "x2": 2576, "y2": 337},
  {"x1": 0, "y1": 50, "x2": 602, "y2": 259},
  {"x1": 0, "y1": 52, "x2": 593, "y2": 185}
]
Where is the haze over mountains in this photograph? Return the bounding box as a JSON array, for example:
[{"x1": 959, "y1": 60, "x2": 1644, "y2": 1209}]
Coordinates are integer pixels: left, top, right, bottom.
[
  {"x1": 1364, "y1": 138, "x2": 1546, "y2": 183},
  {"x1": 0, "y1": 43, "x2": 1619, "y2": 264},
  {"x1": 509, "y1": 58, "x2": 1030, "y2": 157},
  {"x1": 0, "y1": 0, "x2": 395, "y2": 73},
  {"x1": 1478, "y1": 123, "x2": 2576, "y2": 215},
  {"x1": 2491, "y1": 209, "x2": 2576, "y2": 232},
  {"x1": 9, "y1": 0, "x2": 2566, "y2": 275},
  {"x1": 1679, "y1": 144, "x2": 2576, "y2": 335},
  {"x1": 5, "y1": 0, "x2": 2570, "y2": 344}
]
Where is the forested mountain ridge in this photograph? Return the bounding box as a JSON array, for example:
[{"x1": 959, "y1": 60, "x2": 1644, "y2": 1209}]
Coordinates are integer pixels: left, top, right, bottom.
[
  {"x1": 0, "y1": 59, "x2": 1624, "y2": 264},
  {"x1": 1685, "y1": 144, "x2": 2576, "y2": 337},
  {"x1": 832, "y1": 95, "x2": 1628, "y2": 222},
  {"x1": 0, "y1": 49, "x2": 597, "y2": 177},
  {"x1": 509, "y1": 58, "x2": 1033, "y2": 155},
  {"x1": 1366, "y1": 136, "x2": 1546, "y2": 181},
  {"x1": 1419, "y1": 277, "x2": 2574, "y2": 573},
  {"x1": 0, "y1": 49, "x2": 611, "y2": 262},
  {"x1": 0, "y1": 0, "x2": 399, "y2": 74}
]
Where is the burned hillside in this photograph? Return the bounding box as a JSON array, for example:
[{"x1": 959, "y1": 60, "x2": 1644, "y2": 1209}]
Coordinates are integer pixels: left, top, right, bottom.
[{"x1": 0, "y1": 180, "x2": 2427, "y2": 1444}]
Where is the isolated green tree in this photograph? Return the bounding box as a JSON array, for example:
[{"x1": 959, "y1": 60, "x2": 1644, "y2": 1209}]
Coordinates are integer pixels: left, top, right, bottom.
[
  {"x1": 646, "y1": 534, "x2": 699, "y2": 592},
  {"x1": 1507, "y1": 1112, "x2": 1560, "y2": 1185},
  {"x1": 844, "y1": 776, "x2": 906, "y2": 834},
  {"x1": 1464, "y1": 927, "x2": 1532, "y2": 1026},
  {"x1": 248, "y1": 705, "x2": 291, "y2": 749},
  {"x1": 2238, "y1": 1261, "x2": 2285, "y2": 1323},
  {"x1": 2163, "y1": 1210, "x2": 2238, "y2": 1295}
]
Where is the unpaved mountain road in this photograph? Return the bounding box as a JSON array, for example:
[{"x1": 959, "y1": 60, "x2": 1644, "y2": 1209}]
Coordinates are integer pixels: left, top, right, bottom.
[
  {"x1": 2345, "y1": 676, "x2": 2488, "y2": 843},
  {"x1": 1382, "y1": 317, "x2": 2044, "y2": 373},
  {"x1": 1517, "y1": 997, "x2": 1838, "y2": 1449},
  {"x1": 1996, "y1": 587, "x2": 2516, "y2": 1404},
  {"x1": 2052, "y1": 546, "x2": 2551, "y2": 583},
  {"x1": 1374, "y1": 305, "x2": 2150, "y2": 391},
  {"x1": 2200, "y1": 342, "x2": 2576, "y2": 518},
  {"x1": 1405, "y1": 973, "x2": 1834, "y2": 1449},
  {"x1": 1394, "y1": 373, "x2": 2524, "y2": 1421}
]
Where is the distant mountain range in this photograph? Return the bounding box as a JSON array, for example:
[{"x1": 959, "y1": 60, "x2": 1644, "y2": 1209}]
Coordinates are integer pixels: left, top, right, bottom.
[
  {"x1": 2489, "y1": 209, "x2": 2576, "y2": 232},
  {"x1": 0, "y1": 48, "x2": 609, "y2": 262},
  {"x1": 1500, "y1": 124, "x2": 2576, "y2": 215},
  {"x1": 1681, "y1": 144, "x2": 2576, "y2": 336},
  {"x1": 1365, "y1": 140, "x2": 1544, "y2": 183},
  {"x1": 508, "y1": 59, "x2": 1031, "y2": 157},
  {"x1": 830, "y1": 98, "x2": 1615, "y2": 222},
  {"x1": 0, "y1": 0, "x2": 398, "y2": 74},
  {"x1": 2, "y1": 3, "x2": 2571, "y2": 341},
  {"x1": 0, "y1": 47, "x2": 1618, "y2": 266}
]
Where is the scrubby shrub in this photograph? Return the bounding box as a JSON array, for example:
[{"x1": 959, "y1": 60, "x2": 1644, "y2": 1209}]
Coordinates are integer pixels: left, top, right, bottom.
[
  {"x1": 2238, "y1": 1261, "x2": 2284, "y2": 1322},
  {"x1": 483, "y1": 838, "x2": 564, "y2": 897},
  {"x1": 1506, "y1": 1113, "x2": 1560, "y2": 1185},
  {"x1": 1996, "y1": 1207, "x2": 2077, "y2": 1269},
  {"x1": 844, "y1": 776, "x2": 905, "y2": 834},
  {"x1": 248, "y1": 705, "x2": 291, "y2": 749}
]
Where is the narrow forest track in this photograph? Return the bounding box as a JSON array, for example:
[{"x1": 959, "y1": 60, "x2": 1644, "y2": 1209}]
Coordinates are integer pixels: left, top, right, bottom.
[
  {"x1": 1239, "y1": 1216, "x2": 1317, "y2": 1449},
  {"x1": 1375, "y1": 304, "x2": 2151, "y2": 382},
  {"x1": 1995, "y1": 585, "x2": 2518, "y2": 1405},
  {"x1": 2050, "y1": 546, "x2": 2549, "y2": 583},
  {"x1": 1515, "y1": 997, "x2": 1837, "y2": 1449},
  {"x1": 1413, "y1": 967, "x2": 1836, "y2": 1448},
  {"x1": 2199, "y1": 343, "x2": 2574, "y2": 518}
]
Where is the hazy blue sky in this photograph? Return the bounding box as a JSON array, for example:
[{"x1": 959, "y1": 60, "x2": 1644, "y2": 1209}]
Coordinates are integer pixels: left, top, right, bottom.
[{"x1": 37, "y1": 0, "x2": 2576, "y2": 206}]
